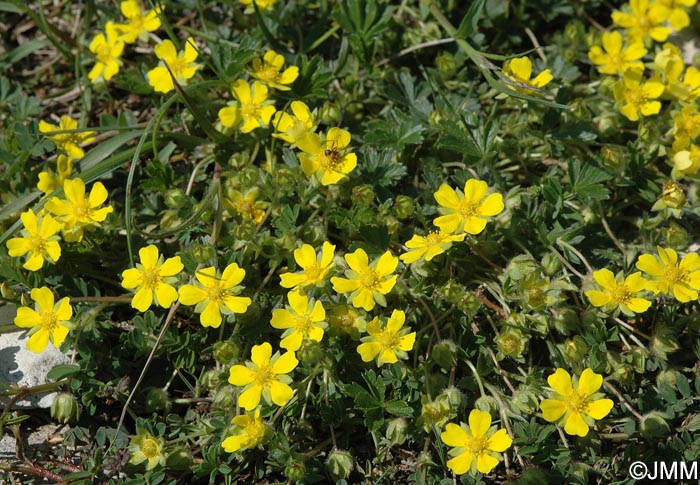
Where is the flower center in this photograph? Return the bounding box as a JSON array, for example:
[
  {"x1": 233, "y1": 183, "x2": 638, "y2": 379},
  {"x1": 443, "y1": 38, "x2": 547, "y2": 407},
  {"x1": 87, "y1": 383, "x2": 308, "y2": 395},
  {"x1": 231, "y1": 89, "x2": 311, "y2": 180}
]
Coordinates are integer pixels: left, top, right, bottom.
[
  {"x1": 566, "y1": 390, "x2": 588, "y2": 414},
  {"x1": 259, "y1": 66, "x2": 278, "y2": 82},
  {"x1": 98, "y1": 45, "x2": 113, "y2": 62},
  {"x1": 425, "y1": 231, "x2": 444, "y2": 246},
  {"x1": 141, "y1": 438, "x2": 160, "y2": 458},
  {"x1": 241, "y1": 103, "x2": 259, "y2": 118},
  {"x1": 465, "y1": 435, "x2": 488, "y2": 455},
  {"x1": 207, "y1": 283, "x2": 227, "y2": 303},
  {"x1": 663, "y1": 264, "x2": 687, "y2": 285},
  {"x1": 245, "y1": 418, "x2": 265, "y2": 442},
  {"x1": 359, "y1": 269, "x2": 380, "y2": 289},
  {"x1": 321, "y1": 148, "x2": 343, "y2": 169},
  {"x1": 40, "y1": 311, "x2": 58, "y2": 332},
  {"x1": 459, "y1": 200, "x2": 480, "y2": 218},
  {"x1": 611, "y1": 283, "x2": 631, "y2": 304},
  {"x1": 378, "y1": 329, "x2": 399, "y2": 350},
  {"x1": 142, "y1": 267, "x2": 160, "y2": 290},
  {"x1": 30, "y1": 234, "x2": 47, "y2": 253},
  {"x1": 254, "y1": 363, "x2": 275, "y2": 387}
]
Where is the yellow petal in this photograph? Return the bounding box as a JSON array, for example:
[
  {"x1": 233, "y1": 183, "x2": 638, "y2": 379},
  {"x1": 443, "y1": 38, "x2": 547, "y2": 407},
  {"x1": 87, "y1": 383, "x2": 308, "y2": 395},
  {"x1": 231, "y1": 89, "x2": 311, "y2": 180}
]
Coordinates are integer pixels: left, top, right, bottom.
[
  {"x1": 27, "y1": 329, "x2": 50, "y2": 353},
  {"x1": 131, "y1": 286, "x2": 153, "y2": 311},
  {"x1": 31, "y1": 287, "x2": 55, "y2": 313},
  {"x1": 158, "y1": 256, "x2": 183, "y2": 276},
  {"x1": 14, "y1": 307, "x2": 41, "y2": 328},
  {"x1": 222, "y1": 295, "x2": 252, "y2": 314},
  {"x1": 478, "y1": 193, "x2": 504, "y2": 216},
  {"x1": 577, "y1": 368, "x2": 603, "y2": 397},
  {"x1": 228, "y1": 365, "x2": 255, "y2": 385},
  {"x1": 238, "y1": 384, "x2": 262, "y2": 411},
  {"x1": 154, "y1": 283, "x2": 178, "y2": 308},
  {"x1": 547, "y1": 368, "x2": 573, "y2": 396},
  {"x1": 268, "y1": 380, "x2": 293, "y2": 406},
  {"x1": 540, "y1": 398, "x2": 567, "y2": 422},
  {"x1": 463, "y1": 216, "x2": 488, "y2": 235},
  {"x1": 251, "y1": 342, "x2": 272, "y2": 367},
  {"x1": 178, "y1": 284, "x2": 207, "y2": 305},
  {"x1": 434, "y1": 184, "x2": 460, "y2": 209},
  {"x1": 468, "y1": 409, "x2": 492, "y2": 438},
  {"x1": 138, "y1": 245, "x2": 159, "y2": 268},
  {"x1": 331, "y1": 277, "x2": 361, "y2": 293},
  {"x1": 446, "y1": 452, "x2": 473, "y2": 475},
  {"x1": 592, "y1": 268, "x2": 617, "y2": 290},
  {"x1": 357, "y1": 341, "x2": 381, "y2": 362},
  {"x1": 272, "y1": 351, "x2": 298, "y2": 374},
  {"x1": 486, "y1": 429, "x2": 512, "y2": 452},
  {"x1": 586, "y1": 289, "x2": 613, "y2": 307},
  {"x1": 200, "y1": 301, "x2": 222, "y2": 328},
  {"x1": 564, "y1": 411, "x2": 589, "y2": 437},
  {"x1": 441, "y1": 423, "x2": 469, "y2": 446},
  {"x1": 587, "y1": 398, "x2": 614, "y2": 420},
  {"x1": 475, "y1": 452, "x2": 500, "y2": 474}
]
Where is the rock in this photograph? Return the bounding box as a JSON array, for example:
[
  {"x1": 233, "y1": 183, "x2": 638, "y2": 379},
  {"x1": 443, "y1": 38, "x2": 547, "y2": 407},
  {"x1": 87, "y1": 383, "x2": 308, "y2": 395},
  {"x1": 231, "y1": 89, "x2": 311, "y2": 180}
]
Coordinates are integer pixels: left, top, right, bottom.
[{"x1": 0, "y1": 304, "x2": 71, "y2": 409}]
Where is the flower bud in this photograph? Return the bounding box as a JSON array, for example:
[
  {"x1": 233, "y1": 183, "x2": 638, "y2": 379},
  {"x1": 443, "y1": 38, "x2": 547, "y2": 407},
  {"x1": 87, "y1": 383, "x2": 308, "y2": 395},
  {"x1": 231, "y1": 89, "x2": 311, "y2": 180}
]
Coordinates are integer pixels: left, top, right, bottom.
[
  {"x1": 541, "y1": 252, "x2": 562, "y2": 276},
  {"x1": 474, "y1": 395, "x2": 499, "y2": 416},
  {"x1": 165, "y1": 446, "x2": 193, "y2": 471},
  {"x1": 384, "y1": 215, "x2": 400, "y2": 234},
  {"x1": 439, "y1": 386, "x2": 463, "y2": 411},
  {"x1": 431, "y1": 339, "x2": 458, "y2": 369},
  {"x1": 164, "y1": 188, "x2": 187, "y2": 209},
  {"x1": 563, "y1": 336, "x2": 588, "y2": 363},
  {"x1": 144, "y1": 387, "x2": 169, "y2": 413},
  {"x1": 351, "y1": 184, "x2": 374, "y2": 207},
  {"x1": 656, "y1": 369, "x2": 680, "y2": 388},
  {"x1": 652, "y1": 325, "x2": 680, "y2": 356},
  {"x1": 211, "y1": 387, "x2": 235, "y2": 410},
  {"x1": 553, "y1": 308, "x2": 580, "y2": 335},
  {"x1": 191, "y1": 243, "x2": 216, "y2": 264},
  {"x1": 20, "y1": 291, "x2": 31, "y2": 307},
  {"x1": 1, "y1": 282, "x2": 16, "y2": 299},
  {"x1": 393, "y1": 195, "x2": 414, "y2": 219},
  {"x1": 511, "y1": 386, "x2": 539, "y2": 414},
  {"x1": 497, "y1": 329, "x2": 526, "y2": 359},
  {"x1": 664, "y1": 222, "x2": 689, "y2": 247},
  {"x1": 326, "y1": 449, "x2": 354, "y2": 481},
  {"x1": 285, "y1": 459, "x2": 306, "y2": 482},
  {"x1": 660, "y1": 180, "x2": 686, "y2": 209},
  {"x1": 435, "y1": 52, "x2": 457, "y2": 77},
  {"x1": 301, "y1": 224, "x2": 326, "y2": 248},
  {"x1": 51, "y1": 392, "x2": 80, "y2": 424},
  {"x1": 200, "y1": 370, "x2": 222, "y2": 390},
  {"x1": 298, "y1": 340, "x2": 330, "y2": 368},
  {"x1": 212, "y1": 341, "x2": 239, "y2": 365},
  {"x1": 386, "y1": 417, "x2": 409, "y2": 445},
  {"x1": 640, "y1": 411, "x2": 671, "y2": 439},
  {"x1": 565, "y1": 20, "x2": 585, "y2": 43}
]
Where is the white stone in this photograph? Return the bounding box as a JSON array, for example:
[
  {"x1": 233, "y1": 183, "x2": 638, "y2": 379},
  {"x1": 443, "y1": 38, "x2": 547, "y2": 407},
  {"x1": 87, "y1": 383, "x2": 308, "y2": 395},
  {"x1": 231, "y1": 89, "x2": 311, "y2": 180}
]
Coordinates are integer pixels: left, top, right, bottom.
[{"x1": 0, "y1": 304, "x2": 71, "y2": 409}]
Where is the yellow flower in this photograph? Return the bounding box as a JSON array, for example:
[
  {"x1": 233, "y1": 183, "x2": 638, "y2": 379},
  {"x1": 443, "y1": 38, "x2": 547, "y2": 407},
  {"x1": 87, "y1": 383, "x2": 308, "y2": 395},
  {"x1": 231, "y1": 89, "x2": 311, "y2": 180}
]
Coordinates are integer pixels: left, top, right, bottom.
[
  {"x1": 128, "y1": 432, "x2": 165, "y2": 470},
  {"x1": 585, "y1": 269, "x2": 651, "y2": 315},
  {"x1": 331, "y1": 248, "x2": 398, "y2": 311},
  {"x1": 221, "y1": 409, "x2": 267, "y2": 453},
  {"x1": 650, "y1": 0, "x2": 696, "y2": 31},
  {"x1": 38, "y1": 116, "x2": 95, "y2": 160},
  {"x1": 613, "y1": 68, "x2": 664, "y2": 122},
  {"x1": 147, "y1": 37, "x2": 200, "y2": 93},
  {"x1": 272, "y1": 101, "x2": 316, "y2": 145},
  {"x1": 671, "y1": 106, "x2": 700, "y2": 152},
  {"x1": 178, "y1": 263, "x2": 252, "y2": 328},
  {"x1": 88, "y1": 21, "x2": 125, "y2": 82},
  {"x1": 121, "y1": 245, "x2": 183, "y2": 312},
  {"x1": 440, "y1": 409, "x2": 513, "y2": 475},
  {"x1": 588, "y1": 31, "x2": 647, "y2": 76},
  {"x1": 239, "y1": 0, "x2": 278, "y2": 14},
  {"x1": 249, "y1": 50, "x2": 299, "y2": 91},
  {"x1": 114, "y1": 0, "x2": 162, "y2": 44},
  {"x1": 400, "y1": 230, "x2": 465, "y2": 264},
  {"x1": 45, "y1": 178, "x2": 114, "y2": 242},
  {"x1": 673, "y1": 143, "x2": 700, "y2": 176},
  {"x1": 356, "y1": 309, "x2": 415, "y2": 365},
  {"x1": 6, "y1": 210, "x2": 61, "y2": 271},
  {"x1": 218, "y1": 80, "x2": 276, "y2": 133},
  {"x1": 38, "y1": 155, "x2": 74, "y2": 196},
  {"x1": 540, "y1": 368, "x2": 614, "y2": 437},
  {"x1": 297, "y1": 127, "x2": 357, "y2": 186},
  {"x1": 270, "y1": 291, "x2": 326, "y2": 351},
  {"x1": 14, "y1": 287, "x2": 72, "y2": 354},
  {"x1": 433, "y1": 179, "x2": 504, "y2": 235},
  {"x1": 612, "y1": 0, "x2": 672, "y2": 45},
  {"x1": 635, "y1": 246, "x2": 700, "y2": 302},
  {"x1": 502, "y1": 56, "x2": 553, "y2": 92},
  {"x1": 279, "y1": 242, "x2": 335, "y2": 291},
  {"x1": 224, "y1": 187, "x2": 267, "y2": 223},
  {"x1": 228, "y1": 342, "x2": 298, "y2": 410}
]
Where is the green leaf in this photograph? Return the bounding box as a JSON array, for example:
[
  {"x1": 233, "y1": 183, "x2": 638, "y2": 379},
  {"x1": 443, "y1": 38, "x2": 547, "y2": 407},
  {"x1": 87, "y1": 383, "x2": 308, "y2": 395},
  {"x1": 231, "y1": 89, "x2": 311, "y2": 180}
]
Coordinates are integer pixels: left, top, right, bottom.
[
  {"x1": 454, "y1": 0, "x2": 486, "y2": 39},
  {"x1": 46, "y1": 364, "x2": 81, "y2": 381},
  {"x1": 568, "y1": 159, "x2": 612, "y2": 202},
  {"x1": 384, "y1": 399, "x2": 413, "y2": 417},
  {"x1": 79, "y1": 130, "x2": 144, "y2": 175}
]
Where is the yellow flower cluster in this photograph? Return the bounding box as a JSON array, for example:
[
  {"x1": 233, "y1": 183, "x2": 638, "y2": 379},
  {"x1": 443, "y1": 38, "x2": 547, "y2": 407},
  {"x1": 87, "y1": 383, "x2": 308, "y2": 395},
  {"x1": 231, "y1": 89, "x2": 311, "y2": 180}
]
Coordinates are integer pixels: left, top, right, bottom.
[
  {"x1": 585, "y1": 246, "x2": 700, "y2": 315},
  {"x1": 589, "y1": 0, "x2": 698, "y2": 121},
  {"x1": 88, "y1": 1, "x2": 163, "y2": 84},
  {"x1": 399, "y1": 178, "x2": 504, "y2": 266}
]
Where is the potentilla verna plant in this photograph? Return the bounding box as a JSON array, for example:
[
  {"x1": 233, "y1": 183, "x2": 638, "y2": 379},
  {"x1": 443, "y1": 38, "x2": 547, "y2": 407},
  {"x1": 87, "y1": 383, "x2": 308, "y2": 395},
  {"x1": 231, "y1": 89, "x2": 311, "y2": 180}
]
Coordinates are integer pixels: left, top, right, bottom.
[{"x1": 4, "y1": 0, "x2": 700, "y2": 482}]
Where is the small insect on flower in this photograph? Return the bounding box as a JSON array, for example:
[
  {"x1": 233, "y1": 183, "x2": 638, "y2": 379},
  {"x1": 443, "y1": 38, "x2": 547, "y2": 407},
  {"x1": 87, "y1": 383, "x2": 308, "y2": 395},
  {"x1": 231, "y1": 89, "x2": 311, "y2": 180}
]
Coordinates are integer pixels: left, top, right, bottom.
[{"x1": 297, "y1": 128, "x2": 357, "y2": 186}]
